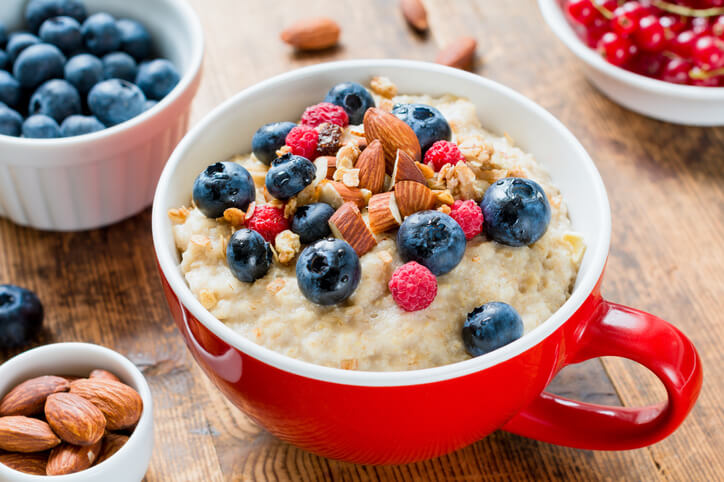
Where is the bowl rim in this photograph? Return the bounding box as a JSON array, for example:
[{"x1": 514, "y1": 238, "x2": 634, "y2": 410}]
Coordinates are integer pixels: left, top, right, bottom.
[
  {"x1": 0, "y1": 342, "x2": 153, "y2": 480},
  {"x1": 152, "y1": 59, "x2": 612, "y2": 387},
  {"x1": 0, "y1": 0, "x2": 204, "y2": 150},
  {"x1": 538, "y1": 0, "x2": 724, "y2": 99}
]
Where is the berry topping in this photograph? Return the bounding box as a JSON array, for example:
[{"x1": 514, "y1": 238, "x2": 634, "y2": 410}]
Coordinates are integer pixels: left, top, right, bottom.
[
  {"x1": 192, "y1": 162, "x2": 256, "y2": 219},
  {"x1": 245, "y1": 204, "x2": 290, "y2": 243},
  {"x1": 462, "y1": 302, "x2": 523, "y2": 357},
  {"x1": 693, "y1": 35, "x2": 724, "y2": 71},
  {"x1": 480, "y1": 177, "x2": 551, "y2": 247},
  {"x1": 396, "y1": 210, "x2": 466, "y2": 276},
  {"x1": 300, "y1": 101, "x2": 349, "y2": 128},
  {"x1": 285, "y1": 124, "x2": 319, "y2": 159},
  {"x1": 388, "y1": 261, "x2": 437, "y2": 312},
  {"x1": 252, "y1": 121, "x2": 296, "y2": 165},
  {"x1": 391, "y1": 103, "x2": 451, "y2": 154},
  {"x1": 265, "y1": 153, "x2": 317, "y2": 200},
  {"x1": 291, "y1": 202, "x2": 335, "y2": 244},
  {"x1": 634, "y1": 15, "x2": 668, "y2": 53},
  {"x1": 423, "y1": 140, "x2": 465, "y2": 171},
  {"x1": 6, "y1": 33, "x2": 40, "y2": 63},
  {"x1": 226, "y1": 228, "x2": 273, "y2": 283},
  {"x1": 449, "y1": 199, "x2": 483, "y2": 240},
  {"x1": 296, "y1": 238, "x2": 361, "y2": 305},
  {"x1": 0, "y1": 284, "x2": 44, "y2": 349},
  {"x1": 324, "y1": 81, "x2": 376, "y2": 125}
]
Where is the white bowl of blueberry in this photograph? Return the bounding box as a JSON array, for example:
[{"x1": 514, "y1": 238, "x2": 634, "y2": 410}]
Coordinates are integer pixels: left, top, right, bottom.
[{"x1": 0, "y1": 0, "x2": 203, "y2": 231}]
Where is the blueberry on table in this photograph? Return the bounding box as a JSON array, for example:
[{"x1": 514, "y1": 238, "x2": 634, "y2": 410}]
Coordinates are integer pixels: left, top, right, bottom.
[
  {"x1": 0, "y1": 284, "x2": 44, "y2": 349},
  {"x1": 64, "y1": 53, "x2": 103, "y2": 94},
  {"x1": 462, "y1": 302, "x2": 523, "y2": 357},
  {"x1": 480, "y1": 177, "x2": 551, "y2": 247},
  {"x1": 87, "y1": 79, "x2": 146, "y2": 126},
  {"x1": 29, "y1": 79, "x2": 81, "y2": 123},
  {"x1": 60, "y1": 115, "x2": 105, "y2": 137},
  {"x1": 265, "y1": 153, "x2": 316, "y2": 200},
  {"x1": 6, "y1": 33, "x2": 41, "y2": 63},
  {"x1": 226, "y1": 229, "x2": 273, "y2": 283},
  {"x1": 81, "y1": 13, "x2": 121, "y2": 56},
  {"x1": 25, "y1": 0, "x2": 87, "y2": 33},
  {"x1": 116, "y1": 19, "x2": 152, "y2": 61},
  {"x1": 291, "y1": 203, "x2": 335, "y2": 244},
  {"x1": 324, "y1": 81, "x2": 375, "y2": 125},
  {"x1": 22, "y1": 114, "x2": 61, "y2": 138},
  {"x1": 13, "y1": 43, "x2": 65, "y2": 89},
  {"x1": 392, "y1": 103, "x2": 451, "y2": 154},
  {"x1": 0, "y1": 105, "x2": 23, "y2": 137},
  {"x1": 102, "y1": 52, "x2": 137, "y2": 82},
  {"x1": 39, "y1": 16, "x2": 82, "y2": 53},
  {"x1": 296, "y1": 238, "x2": 361, "y2": 305},
  {"x1": 396, "y1": 210, "x2": 466, "y2": 276},
  {"x1": 0, "y1": 71, "x2": 21, "y2": 108},
  {"x1": 135, "y1": 59, "x2": 180, "y2": 100},
  {"x1": 192, "y1": 161, "x2": 256, "y2": 218},
  {"x1": 252, "y1": 121, "x2": 296, "y2": 165}
]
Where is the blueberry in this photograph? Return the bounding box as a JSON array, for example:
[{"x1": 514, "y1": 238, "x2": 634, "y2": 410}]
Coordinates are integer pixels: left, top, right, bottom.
[
  {"x1": 396, "y1": 210, "x2": 466, "y2": 276},
  {"x1": 64, "y1": 53, "x2": 103, "y2": 94},
  {"x1": 0, "y1": 21, "x2": 6, "y2": 47},
  {"x1": 0, "y1": 105, "x2": 23, "y2": 137},
  {"x1": 29, "y1": 79, "x2": 80, "y2": 123},
  {"x1": 87, "y1": 79, "x2": 145, "y2": 126},
  {"x1": 6, "y1": 33, "x2": 41, "y2": 63},
  {"x1": 25, "y1": 0, "x2": 87, "y2": 33},
  {"x1": 480, "y1": 177, "x2": 551, "y2": 247},
  {"x1": 324, "y1": 82, "x2": 375, "y2": 125},
  {"x1": 462, "y1": 302, "x2": 523, "y2": 357},
  {"x1": 60, "y1": 114, "x2": 104, "y2": 137},
  {"x1": 102, "y1": 51, "x2": 137, "y2": 81},
  {"x1": 0, "y1": 284, "x2": 44, "y2": 349},
  {"x1": 13, "y1": 43, "x2": 66, "y2": 89},
  {"x1": 226, "y1": 228, "x2": 273, "y2": 283},
  {"x1": 192, "y1": 162, "x2": 256, "y2": 218},
  {"x1": 143, "y1": 99, "x2": 157, "y2": 111},
  {"x1": 39, "y1": 16, "x2": 82, "y2": 53},
  {"x1": 291, "y1": 203, "x2": 335, "y2": 244},
  {"x1": 265, "y1": 153, "x2": 316, "y2": 201},
  {"x1": 392, "y1": 103, "x2": 451, "y2": 154},
  {"x1": 135, "y1": 59, "x2": 180, "y2": 100},
  {"x1": 251, "y1": 121, "x2": 296, "y2": 165},
  {"x1": 296, "y1": 238, "x2": 361, "y2": 305},
  {"x1": 22, "y1": 114, "x2": 60, "y2": 138},
  {"x1": 81, "y1": 13, "x2": 121, "y2": 56},
  {"x1": 0, "y1": 50, "x2": 8, "y2": 70},
  {"x1": 0, "y1": 70, "x2": 21, "y2": 108},
  {"x1": 116, "y1": 19, "x2": 152, "y2": 61}
]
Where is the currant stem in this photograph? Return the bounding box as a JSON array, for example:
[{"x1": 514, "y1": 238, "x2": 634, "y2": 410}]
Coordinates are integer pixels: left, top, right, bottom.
[
  {"x1": 592, "y1": 1, "x2": 614, "y2": 20},
  {"x1": 689, "y1": 66, "x2": 724, "y2": 80},
  {"x1": 652, "y1": 0, "x2": 724, "y2": 18}
]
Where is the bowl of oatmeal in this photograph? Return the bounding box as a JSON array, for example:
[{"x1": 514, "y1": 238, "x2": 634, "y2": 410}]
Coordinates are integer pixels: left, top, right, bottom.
[{"x1": 152, "y1": 60, "x2": 702, "y2": 464}]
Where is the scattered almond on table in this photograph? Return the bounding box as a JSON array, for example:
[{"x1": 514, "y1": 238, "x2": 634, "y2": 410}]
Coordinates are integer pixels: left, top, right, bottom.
[
  {"x1": 436, "y1": 36, "x2": 478, "y2": 70},
  {"x1": 280, "y1": 17, "x2": 341, "y2": 51},
  {"x1": 400, "y1": 0, "x2": 428, "y2": 32}
]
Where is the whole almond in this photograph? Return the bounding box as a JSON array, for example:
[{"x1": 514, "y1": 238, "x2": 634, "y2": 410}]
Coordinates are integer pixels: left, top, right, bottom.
[
  {"x1": 94, "y1": 433, "x2": 129, "y2": 466},
  {"x1": 89, "y1": 370, "x2": 121, "y2": 383},
  {"x1": 70, "y1": 379, "x2": 143, "y2": 431},
  {"x1": 0, "y1": 451, "x2": 49, "y2": 475},
  {"x1": 46, "y1": 440, "x2": 102, "y2": 476},
  {"x1": 0, "y1": 416, "x2": 60, "y2": 453},
  {"x1": 363, "y1": 108, "x2": 421, "y2": 173},
  {"x1": 435, "y1": 36, "x2": 477, "y2": 70},
  {"x1": 0, "y1": 376, "x2": 70, "y2": 417},
  {"x1": 400, "y1": 0, "x2": 428, "y2": 31},
  {"x1": 45, "y1": 393, "x2": 106, "y2": 446},
  {"x1": 355, "y1": 139, "x2": 385, "y2": 193},
  {"x1": 280, "y1": 17, "x2": 340, "y2": 51}
]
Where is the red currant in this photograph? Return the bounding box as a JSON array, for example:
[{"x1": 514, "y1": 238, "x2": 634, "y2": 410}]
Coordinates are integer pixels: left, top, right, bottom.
[
  {"x1": 690, "y1": 17, "x2": 711, "y2": 35},
  {"x1": 659, "y1": 15, "x2": 686, "y2": 34},
  {"x1": 629, "y1": 52, "x2": 667, "y2": 78},
  {"x1": 567, "y1": 0, "x2": 598, "y2": 26},
  {"x1": 584, "y1": 17, "x2": 610, "y2": 47},
  {"x1": 713, "y1": 16, "x2": 724, "y2": 39},
  {"x1": 670, "y1": 30, "x2": 699, "y2": 58},
  {"x1": 692, "y1": 35, "x2": 724, "y2": 70},
  {"x1": 661, "y1": 58, "x2": 692, "y2": 84},
  {"x1": 635, "y1": 15, "x2": 668, "y2": 52},
  {"x1": 598, "y1": 32, "x2": 637, "y2": 66},
  {"x1": 611, "y1": 6, "x2": 640, "y2": 36}
]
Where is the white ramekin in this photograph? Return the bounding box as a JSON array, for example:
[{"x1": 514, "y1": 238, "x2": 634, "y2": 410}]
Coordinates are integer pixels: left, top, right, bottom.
[
  {"x1": 0, "y1": 343, "x2": 154, "y2": 481},
  {"x1": 0, "y1": 0, "x2": 204, "y2": 231},
  {"x1": 538, "y1": 0, "x2": 724, "y2": 126}
]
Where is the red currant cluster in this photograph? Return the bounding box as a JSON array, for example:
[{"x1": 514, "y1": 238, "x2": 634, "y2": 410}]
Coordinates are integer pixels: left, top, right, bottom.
[{"x1": 566, "y1": 0, "x2": 724, "y2": 86}]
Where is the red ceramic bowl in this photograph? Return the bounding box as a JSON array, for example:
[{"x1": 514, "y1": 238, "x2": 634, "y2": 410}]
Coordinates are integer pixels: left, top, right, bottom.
[{"x1": 151, "y1": 60, "x2": 703, "y2": 464}]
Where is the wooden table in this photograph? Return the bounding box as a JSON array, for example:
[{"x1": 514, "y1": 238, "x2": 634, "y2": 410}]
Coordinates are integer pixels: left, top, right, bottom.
[{"x1": 2, "y1": 0, "x2": 722, "y2": 480}]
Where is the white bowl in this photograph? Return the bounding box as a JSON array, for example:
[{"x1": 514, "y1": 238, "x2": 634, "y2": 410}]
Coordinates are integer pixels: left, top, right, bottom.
[
  {"x1": 0, "y1": 343, "x2": 153, "y2": 481},
  {"x1": 538, "y1": 0, "x2": 724, "y2": 126},
  {"x1": 0, "y1": 0, "x2": 204, "y2": 231}
]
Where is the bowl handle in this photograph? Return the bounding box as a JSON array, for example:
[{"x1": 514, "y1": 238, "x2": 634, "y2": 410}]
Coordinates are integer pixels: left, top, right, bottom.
[{"x1": 502, "y1": 300, "x2": 703, "y2": 449}]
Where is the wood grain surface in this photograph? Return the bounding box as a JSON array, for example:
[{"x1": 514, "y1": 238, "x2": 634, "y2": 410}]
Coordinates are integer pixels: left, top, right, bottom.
[{"x1": 1, "y1": 0, "x2": 722, "y2": 480}]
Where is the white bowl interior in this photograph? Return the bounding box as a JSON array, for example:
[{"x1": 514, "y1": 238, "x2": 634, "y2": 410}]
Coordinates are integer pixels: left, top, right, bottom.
[{"x1": 153, "y1": 60, "x2": 611, "y2": 386}]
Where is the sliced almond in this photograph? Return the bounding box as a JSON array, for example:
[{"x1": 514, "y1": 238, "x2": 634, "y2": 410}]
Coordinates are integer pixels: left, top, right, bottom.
[
  {"x1": 355, "y1": 139, "x2": 385, "y2": 193},
  {"x1": 368, "y1": 192, "x2": 402, "y2": 234},
  {"x1": 363, "y1": 108, "x2": 421, "y2": 174},
  {"x1": 0, "y1": 416, "x2": 60, "y2": 453},
  {"x1": 315, "y1": 156, "x2": 335, "y2": 181},
  {"x1": 0, "y1": 375, "x2": 70, "y2": 417},
  {"x1": 280, "y1": 17, "x2": 340, "y2": 50},
  {"x1": 436, "y1": 36, "x2": 477, "y2": 70},
  {"x1": 46, "y1": 440, "x2": 102, "y2": 476},
  {"x1": 45, "y1": 393, "x2": 106, "y2": 447},
  {"x1": 317, "y1": 180, "x2": 368, "y2": 209},
  {"x1": 395, "y1": 180, "x2": 436, "y2": 217},
  {"x1": 400, "y1": 0, "x2": 428, "y2": 31},
  {"x1": 328, "y1": 202, "x2": 377, "y2": 256},
  {"x1": 391, "y1": 149, "x2": 427, "y2": 186}
]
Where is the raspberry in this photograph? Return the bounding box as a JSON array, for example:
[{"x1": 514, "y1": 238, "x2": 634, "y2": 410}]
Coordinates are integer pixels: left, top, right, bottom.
[
  {"x1": 449, "y1": 200, "x2": 483, "y2": 240},
  {"x1": 245, "y1": 204, "x2": 290, "y2": 243},
  {"x1": 285, "y1": 125, "x2": 319, "y2": 160},
  {"x1": 300, "y1": 102, "x2": 349, "y2": 128},
  {"x1": 388, "y1": 262, "x2": 437, "y2": 312},
  {"x1": 424, "y1": 140, "x2": 465, "y2": 172}
]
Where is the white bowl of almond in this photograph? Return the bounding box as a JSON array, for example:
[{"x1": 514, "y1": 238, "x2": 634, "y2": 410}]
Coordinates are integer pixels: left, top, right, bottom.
[{"x1": 0, "y1": 343, "x2": 152, "y2": 481}]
